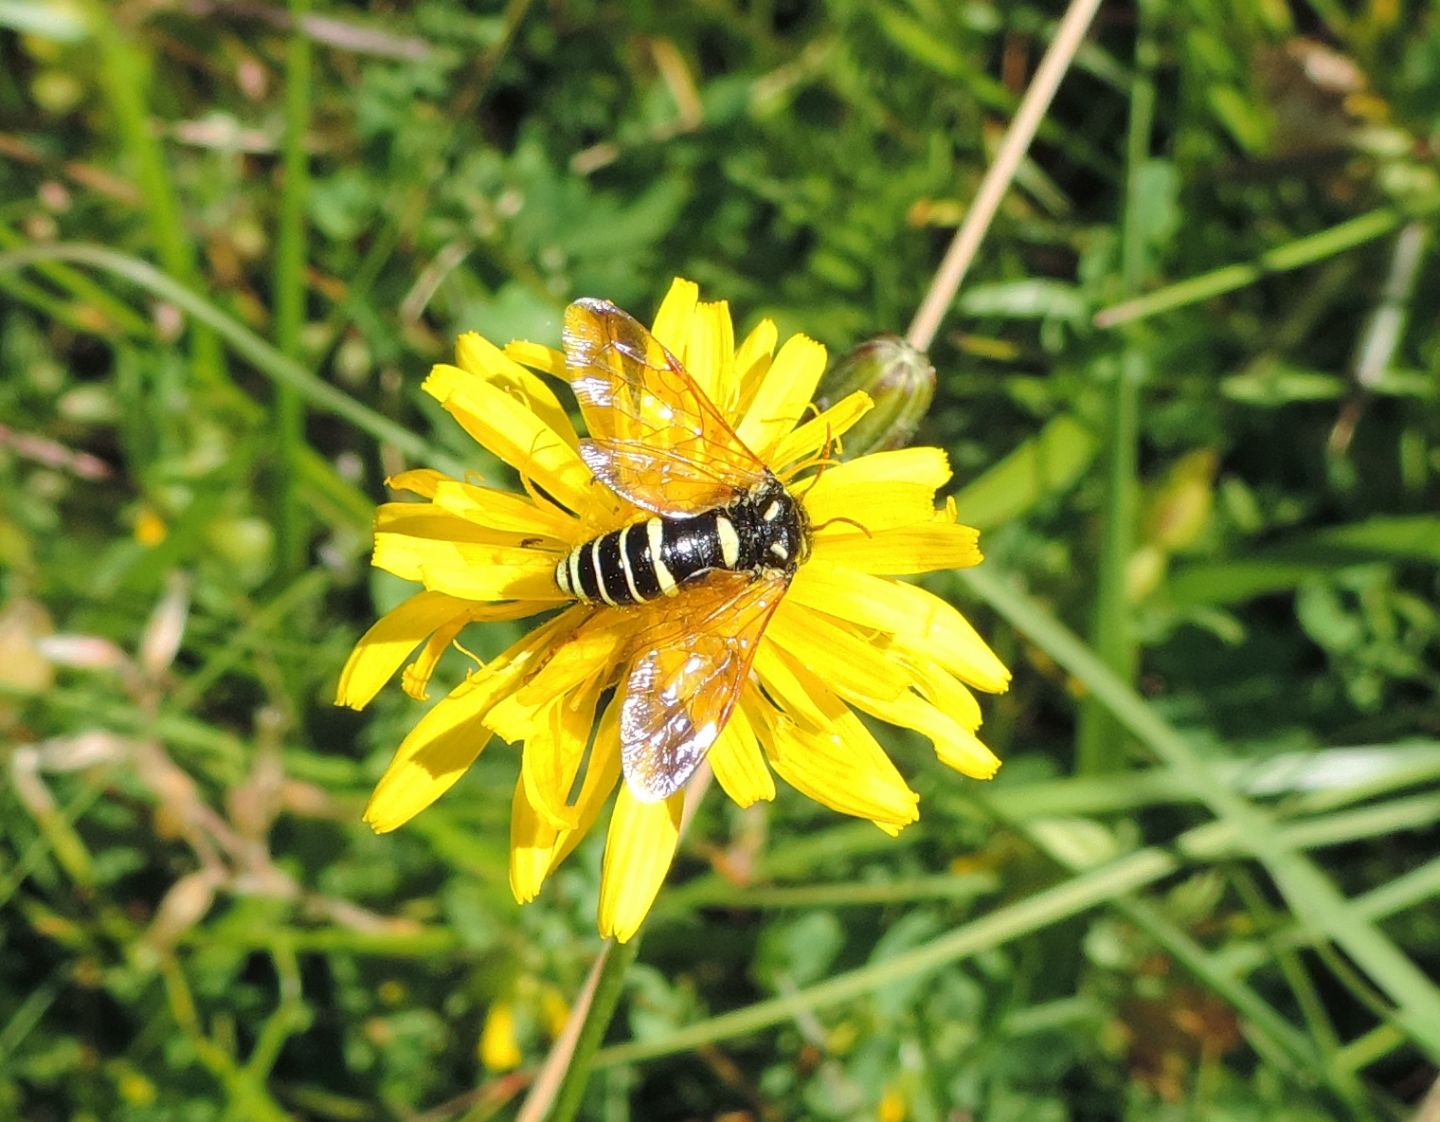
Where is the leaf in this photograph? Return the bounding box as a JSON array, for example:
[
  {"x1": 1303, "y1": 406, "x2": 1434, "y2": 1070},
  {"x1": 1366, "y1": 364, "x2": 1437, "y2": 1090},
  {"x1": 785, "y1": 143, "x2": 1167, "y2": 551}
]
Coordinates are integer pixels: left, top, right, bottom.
[
  {"x1": 1168, "y1": 516, "x2": 1440, "y2": 606},
  {"x1": 952, "y1": 415, "x2": 1099, "y2": 530}
]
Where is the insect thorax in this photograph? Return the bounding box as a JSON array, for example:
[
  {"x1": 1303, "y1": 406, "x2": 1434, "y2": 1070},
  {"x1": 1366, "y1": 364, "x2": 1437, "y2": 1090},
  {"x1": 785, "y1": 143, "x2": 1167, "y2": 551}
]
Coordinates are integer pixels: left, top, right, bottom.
[
  {"x1": 721, "y1": 475, "x2": 809, "y2": 576},
  {"x1": 555, "y1": 474, "x2": 808, "y2": 606}
]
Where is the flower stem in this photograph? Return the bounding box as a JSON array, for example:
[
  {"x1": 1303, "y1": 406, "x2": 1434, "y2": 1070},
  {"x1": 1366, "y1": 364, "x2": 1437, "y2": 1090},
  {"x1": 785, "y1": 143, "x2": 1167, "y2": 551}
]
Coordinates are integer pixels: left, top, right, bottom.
[
  {"x1": 519, "y1": 770, "x2": 711, "y2": 1120},
  {"x1": 906, "y1": 0, "x2": 1103, "y2": 352},
  {"x1": 545, "y1": 937, "x2": 641, "y2": 1122},
  {"x1": 513, "y1": 936, "x2": 640, "y2": 1122}
]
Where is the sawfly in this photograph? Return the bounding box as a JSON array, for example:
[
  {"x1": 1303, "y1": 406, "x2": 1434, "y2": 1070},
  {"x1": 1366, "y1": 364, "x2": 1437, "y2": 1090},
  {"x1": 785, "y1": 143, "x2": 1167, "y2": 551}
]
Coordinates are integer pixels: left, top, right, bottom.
[{"x1": 554, "y1": 298, "x2": 811, "y2": 802}]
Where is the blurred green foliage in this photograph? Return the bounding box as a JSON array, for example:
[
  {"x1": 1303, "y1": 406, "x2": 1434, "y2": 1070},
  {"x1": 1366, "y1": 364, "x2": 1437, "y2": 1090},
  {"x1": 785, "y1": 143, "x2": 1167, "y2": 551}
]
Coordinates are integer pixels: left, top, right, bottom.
[{"x1": 2, "y1": 0, "x2": 1439, "y2": 1120}]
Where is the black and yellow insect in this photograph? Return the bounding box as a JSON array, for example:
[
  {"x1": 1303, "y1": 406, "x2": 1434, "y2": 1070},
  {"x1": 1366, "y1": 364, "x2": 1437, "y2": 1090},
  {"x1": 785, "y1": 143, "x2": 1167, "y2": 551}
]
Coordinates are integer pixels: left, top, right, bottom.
[{"x1": 556, "y1": 298, "x2": 811, "y2": 802}]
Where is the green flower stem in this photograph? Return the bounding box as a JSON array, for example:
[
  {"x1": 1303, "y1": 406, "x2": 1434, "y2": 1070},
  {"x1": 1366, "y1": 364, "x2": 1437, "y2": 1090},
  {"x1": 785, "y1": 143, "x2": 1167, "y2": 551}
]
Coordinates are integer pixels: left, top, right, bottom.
[
  {"x1": 538, "y1": 937, "x2": 642, "y2": 1122},
  {"x1": 1336, "y1": 1023, "x2": 1410, "y2": 1074},
  {"x1": 0, "y1": 775, "x2": 108, "y2": 912},
  {"x1": 523, "y1": 773, "x2": 719, "y2": 1119},
  {"x1": 241, "y1": 937, "x2": 312, "y2": 1085},
  {"x1": 1231, "y1": 871, "x2": 1351, "y2": 1085},
  {"x1": 1343, "y1": 855, "x2": 1440, "y2": 933},
  {"x1": 963, "y1": 563, "x2": 1440, "y2": 1061},
  {"x1": 0, "y1": 969, "x2": 64, "y2": 1063},
  {"x1": 160, "y1": 959, "x2": 293, "y2": 1122},
  {"x1": 0, "y1": 270, "x2": 93, "y2": 336},
  {"x1": 664, "y1": 872, "x2": 1000, "y2": 911}
]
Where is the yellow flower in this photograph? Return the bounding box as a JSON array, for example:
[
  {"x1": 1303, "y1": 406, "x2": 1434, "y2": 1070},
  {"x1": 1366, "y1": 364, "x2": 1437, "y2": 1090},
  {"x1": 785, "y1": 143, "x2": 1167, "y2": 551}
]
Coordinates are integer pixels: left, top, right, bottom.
[
  {"x1": 478, "y1": 999, "x2": 523, "y2": 1072},
  {"x1": 337, "y1": 278, "x2": 1010, "y2": 941}
]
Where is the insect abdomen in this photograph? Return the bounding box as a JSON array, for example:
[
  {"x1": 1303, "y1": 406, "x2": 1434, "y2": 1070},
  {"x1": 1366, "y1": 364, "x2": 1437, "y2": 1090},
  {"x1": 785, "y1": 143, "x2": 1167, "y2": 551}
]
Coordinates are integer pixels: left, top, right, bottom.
[
  {"x1": 554, "y1": 480, "x2": 807, "y2": 606},
  {"x1": 555, "y1": 514, "x2": 728, "y2": 606}
]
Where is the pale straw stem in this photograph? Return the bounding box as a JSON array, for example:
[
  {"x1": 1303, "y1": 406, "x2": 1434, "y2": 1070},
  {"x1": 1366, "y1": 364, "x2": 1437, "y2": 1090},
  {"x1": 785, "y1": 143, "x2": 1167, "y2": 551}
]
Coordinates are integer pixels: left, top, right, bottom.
[{"x1": 906, "y1": 0, "x2": 1106, "y2": 352}]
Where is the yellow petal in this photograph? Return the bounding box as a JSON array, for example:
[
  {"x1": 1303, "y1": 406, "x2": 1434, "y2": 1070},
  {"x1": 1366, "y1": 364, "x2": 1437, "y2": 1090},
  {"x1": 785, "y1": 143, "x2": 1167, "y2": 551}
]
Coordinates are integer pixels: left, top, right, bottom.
[
  {"x1": 750, "y1": 634, "x2": 832, "y2": 731},
  {"x1": 335, "y1": 590, "x2": 471, "y2": 710},
  {"x1": 735, "y1": 333, "x2": 827, "y2": 461},
  {"x1": 840, "y1": 681, "x2": 997, "y2": 780},
  {"x1": 374, "y1": 501, "x2": 516, "y2": 541},
  {"x1": 788, "y1": 562, "x2": 1011, "y2": 694},
  {"x1": 879, "y1": 1083, "x2": 907, "y2": 1122},
  {"x1": 683, "y1": 299, "x2": 734, "y2": 409},
  {"x1": 933, "y1": 725, "x2": 1002, "y2": 779},
  {"x1": 812, "y1": 445, "x2": 951, "y2": 489},
  {"x1": 401, "y1": 614, "x2": 470, "y2": 701},
  {"x1": 903, "y1": 656, "x2": 983, "y2": 730},
  {"x1": 771, "y1": 391, "x2": 873, "y2": 473},
  {"x1": 767, "y1": 600, "x2": 999, "y2": 779},
  {"x1": 801, "y1": 447, "x2": 951, "y2": 533},
  {"x1": 519, "y1": 672, "x2": 605, "y2": 831},
  {"x1": 503, "y1": 340, "x2": 566, "y2": 378},
  {"x1": 417, "y1": 562, "x2": 566, "y2": 604},
  {"x1": 767, "y1": 599, "x2": 911, "y2": 704},
  {"x1": 363, "y1": 611, "x2": 580, "y2": 833},
  {"x1": 542, "y1": 699, "x2": 623, "y2": 876},
  {"x1": 429, "y1": 480, "x2": 577, "y2": 542},
  {"x1": 539, "y1": 986, "x2": 570, "y2": 1037},
  {"x1": 373, "y1": 532, "x2": 565, "y2": 603},
  {"x1": 454, "y1": 332, "x2": 580, "y2": 447},
  {"x1": 751, "y1": 638, "x2": 919, "y2": 829},
  {"x1": 733, "y1": 317, "x2": 777, "y2": 415},
  {"x1": 363, "y1": 685, "x2": 497, "y2": 834},
  {"x1": 424, "y1": 364, "x2": 592, "y2": 513},
  {"x1": 708, "y1": 700, "x2": 774, "y2": 807},
  {"x1": 386, "y1": 468, "x2": 448, "y2": 498},
  {"x1": 748, "y1": 691, "x2": 919, "y2": 836},
  {"x1": 650, "y1": 277, "x2": 699, "y2": 355},
  {"x1": 509, "y1": 779, "x2": 559, "y2": 903},
  {"x1": 811, "y1": 521, "x2": 982, "y2": 575},
  {"x1": 484, "y1": 618, "x2": 623, "y2": 744},
  {"x1": 597, "y1": 786, "x2": 683, "y2": 942},
  {"x1": 489, "y1": 617, "x2": 625, "y2": 831},
  {"x1": 510, "y1": 614, "x2": 630, "y2": 712}
]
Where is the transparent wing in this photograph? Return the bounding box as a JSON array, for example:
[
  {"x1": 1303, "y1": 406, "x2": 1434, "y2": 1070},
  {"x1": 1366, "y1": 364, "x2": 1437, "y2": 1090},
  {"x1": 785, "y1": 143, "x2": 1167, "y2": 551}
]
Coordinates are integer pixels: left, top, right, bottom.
[
  {"x1": 619, "y1": 570, "x2": 789, "y2": 801},
  {"x1": 563, "y1": 298, "x2": 769, "y2": 515}
]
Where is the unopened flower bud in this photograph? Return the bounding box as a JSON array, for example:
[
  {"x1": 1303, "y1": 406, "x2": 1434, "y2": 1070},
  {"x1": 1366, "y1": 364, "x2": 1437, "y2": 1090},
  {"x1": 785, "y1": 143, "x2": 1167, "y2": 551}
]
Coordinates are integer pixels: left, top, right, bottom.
[{"x1": 817, "y1": 335, "x2": 935, "y2": 457}]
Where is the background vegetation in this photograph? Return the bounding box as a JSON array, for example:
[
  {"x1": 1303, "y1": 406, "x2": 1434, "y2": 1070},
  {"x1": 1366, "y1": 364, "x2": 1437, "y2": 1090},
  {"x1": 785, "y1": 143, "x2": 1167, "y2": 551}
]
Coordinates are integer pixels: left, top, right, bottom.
[{"x1": 3, "y1": 1, "x2": 1439, "y2": 1119}]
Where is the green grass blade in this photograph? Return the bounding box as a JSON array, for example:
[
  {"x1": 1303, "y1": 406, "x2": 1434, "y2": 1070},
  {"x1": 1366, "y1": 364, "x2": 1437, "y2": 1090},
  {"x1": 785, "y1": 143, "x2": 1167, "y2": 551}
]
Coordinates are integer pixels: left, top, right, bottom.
[
  {"x1": 273, "y1": 0, "x2": 314, "y2": 578},
  {"x1": 963, "y1": 563, "x2": 1440, "y2": 1060},
  {"x1": 0, "y1": 243, "x2": 461, "y2": 475},
  {"x1": 83, "y1": 0, "x2": 226, "y2": 387},
  {"x1": 1094, "y1": 206, "x2": 1425, "y2": 328}
]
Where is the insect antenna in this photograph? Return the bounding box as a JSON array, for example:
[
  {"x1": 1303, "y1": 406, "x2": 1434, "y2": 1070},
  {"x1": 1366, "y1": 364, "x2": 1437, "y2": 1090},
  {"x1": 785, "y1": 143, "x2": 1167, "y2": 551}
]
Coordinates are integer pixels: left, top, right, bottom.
[
  {"x1": 789, "y1": 423, "x2": 844, "y2": 496},
  {"x1": 516, "y1": 431, "x2": 576, "y2": 522},
  {"x1": 809, "y1": 515, "x2": 871, "y2": 536}
]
